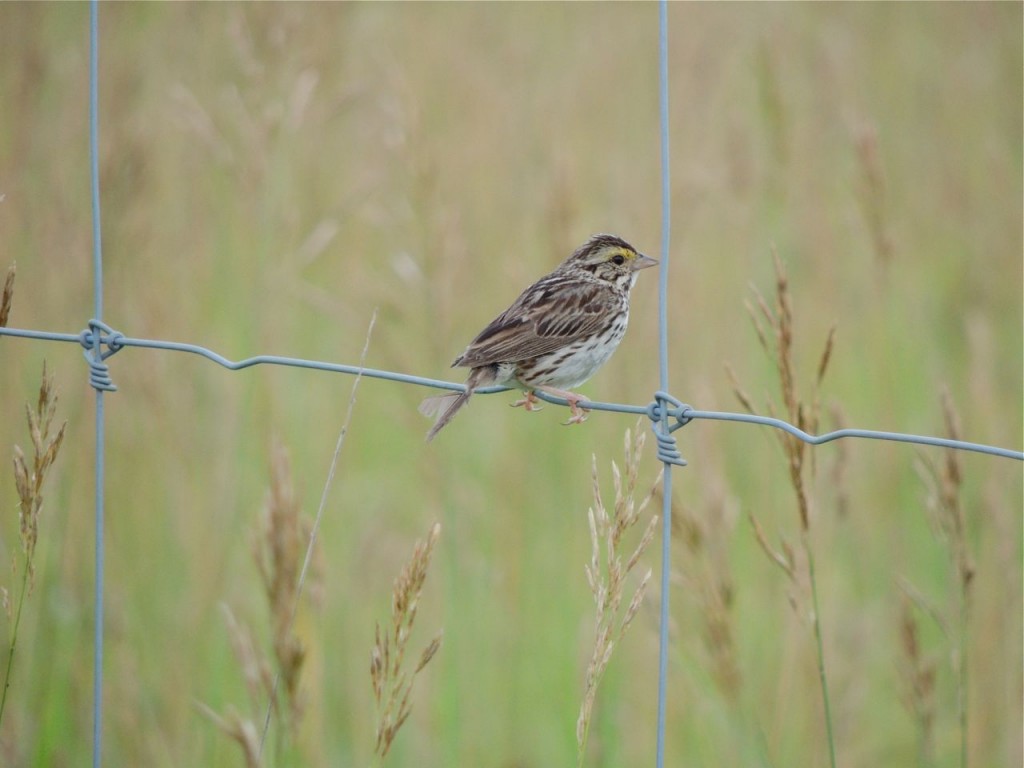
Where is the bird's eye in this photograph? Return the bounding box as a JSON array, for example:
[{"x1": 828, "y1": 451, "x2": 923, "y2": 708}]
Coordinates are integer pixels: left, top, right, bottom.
[{"x1": 611, "y1": 254, "x2": 626, "y2": 266}]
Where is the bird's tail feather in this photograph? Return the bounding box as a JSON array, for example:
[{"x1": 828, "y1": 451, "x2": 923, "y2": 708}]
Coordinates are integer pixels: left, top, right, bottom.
[
  {"x1": 421, "y1": 366, "x2": 497, "y2": 442},
  {"x1": 421, "y1": 389, "x2": 473, "y2": 442}
]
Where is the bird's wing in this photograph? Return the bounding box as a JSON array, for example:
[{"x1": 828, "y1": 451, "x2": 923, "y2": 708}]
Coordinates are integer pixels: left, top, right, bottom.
[{"x1": 453, "y1": 279, "x2": 615, "y2": 368}]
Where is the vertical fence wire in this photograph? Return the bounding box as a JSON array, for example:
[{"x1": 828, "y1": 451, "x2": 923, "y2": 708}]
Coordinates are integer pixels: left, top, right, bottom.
[
  {"x1": 654, "y1": 2, "x2": 674, "y2": 766},
  {"x1": 89, "y1": 1, "x2": 106, "y2": 765}
]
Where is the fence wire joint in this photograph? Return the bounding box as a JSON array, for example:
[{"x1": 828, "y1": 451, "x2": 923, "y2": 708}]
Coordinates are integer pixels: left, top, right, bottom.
[
  {"x1": 79, "y1": 319, "x2": 123, "y2": 392},
  {"x1": 647, "y1": 390, "x2": 691, "y2": 466}
]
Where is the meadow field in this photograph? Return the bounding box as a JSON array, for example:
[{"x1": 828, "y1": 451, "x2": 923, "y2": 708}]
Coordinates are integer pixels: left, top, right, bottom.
[{"x1": 0, "y1": 3, "x2": 1021, "y2": 766}]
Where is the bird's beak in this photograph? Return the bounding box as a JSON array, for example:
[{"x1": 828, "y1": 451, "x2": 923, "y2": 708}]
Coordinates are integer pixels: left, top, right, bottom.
[{"x1": 632, "y1": 253, "x2": 659, "y2": 271}]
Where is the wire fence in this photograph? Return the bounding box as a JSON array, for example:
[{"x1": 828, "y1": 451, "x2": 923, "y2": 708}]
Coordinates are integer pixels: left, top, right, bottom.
[
  {"x1": 0, "y1": 2, "x2": 1021, "y2": 766},
  {"x1": 4, "y1": 324, "x2": 1021, "y2": 464}
]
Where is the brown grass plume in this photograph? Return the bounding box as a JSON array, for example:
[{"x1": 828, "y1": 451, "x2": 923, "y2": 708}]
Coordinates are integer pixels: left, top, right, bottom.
[
  {"x1": 370, "y1": 521, "x2": 443, "y2": 762},
  {"x1": 577, "y1": 418, "x2": 661, "y2": 766}
]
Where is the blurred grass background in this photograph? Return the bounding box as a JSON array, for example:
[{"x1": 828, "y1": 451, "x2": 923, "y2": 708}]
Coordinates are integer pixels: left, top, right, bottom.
[{"x1": 0, "y1": 2, "x2": 1021, "y2": 766}]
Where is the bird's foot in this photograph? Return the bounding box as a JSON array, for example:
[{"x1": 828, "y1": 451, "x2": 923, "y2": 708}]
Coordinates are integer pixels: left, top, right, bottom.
[
  {"x1": 562, "y1": 396, "x2": 590, "y2": 425},
  {"x1": 513, "y1": 387, "x2": 591, "y2": 423},
  {"x1": 510, "y1": 390, "x2": 543, "y2": 412},
  {"x1": 527, "y1": 386, "x2": 590, "y2": 425}
]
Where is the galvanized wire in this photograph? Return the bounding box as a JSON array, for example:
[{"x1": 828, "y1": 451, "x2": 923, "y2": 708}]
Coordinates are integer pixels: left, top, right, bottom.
[
  {"x1": 654, "y1": 2, "x2": 676, "y2": 766},
  {"x1": 1, "y1": 324, "x2": 1022, "y2": 463},
  {"x1": 88, "y1": 4, "x2": 106, "y2": 767}
]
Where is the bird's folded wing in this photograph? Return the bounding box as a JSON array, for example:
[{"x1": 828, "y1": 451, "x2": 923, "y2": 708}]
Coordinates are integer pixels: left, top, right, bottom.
[{"x1": 454, "y1": 283, "x2": 615, "y2": 368}]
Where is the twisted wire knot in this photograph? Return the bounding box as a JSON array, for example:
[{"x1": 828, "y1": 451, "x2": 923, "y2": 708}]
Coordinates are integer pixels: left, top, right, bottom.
[
  {"x1": 646, "y1": 390, "x2": 692, "y2": 466},
  {"x1": 79, "y1": 319, "x2": 124, "y2": 392}
]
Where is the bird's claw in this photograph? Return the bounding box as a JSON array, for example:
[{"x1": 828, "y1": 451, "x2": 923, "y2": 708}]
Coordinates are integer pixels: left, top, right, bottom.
[
  {"x1": 562, "y1": 400, "x2": 590, "y2": 426},
  {"x1": 510, "y1": 391, "x2": 542, "y2": 412},
  {"x1": 512, "y1": 389, "x2": 590, "y2": 424}
]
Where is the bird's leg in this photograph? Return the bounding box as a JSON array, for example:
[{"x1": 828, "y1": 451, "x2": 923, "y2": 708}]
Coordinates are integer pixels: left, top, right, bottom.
[
  {"x1": 532, "y1": 385, "x2": 591, "y2": 425},
  {"x1": 563, "y1": 396, "x2": 590, "y2": 425},
  {"x1": 510, "y1": 390, "x2": 543, "y2": 412}
]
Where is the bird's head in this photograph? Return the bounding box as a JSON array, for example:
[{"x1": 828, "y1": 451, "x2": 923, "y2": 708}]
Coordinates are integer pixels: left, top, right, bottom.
[{"x1": 561, "y1": 234, "x2": 658, "y2": 289}]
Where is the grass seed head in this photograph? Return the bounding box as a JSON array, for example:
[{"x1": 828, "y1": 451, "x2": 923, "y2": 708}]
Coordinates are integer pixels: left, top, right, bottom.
[{"x1": 0, "y1": 263, "x2": 14, "y2": 328}]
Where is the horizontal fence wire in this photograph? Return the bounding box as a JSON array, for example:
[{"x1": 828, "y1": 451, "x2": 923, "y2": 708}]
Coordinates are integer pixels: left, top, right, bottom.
[{"x1": 1, "y1": 324, "x2": 1021, "y2": 463}]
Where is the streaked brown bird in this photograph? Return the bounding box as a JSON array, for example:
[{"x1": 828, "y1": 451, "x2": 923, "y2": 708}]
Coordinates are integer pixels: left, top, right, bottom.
[{"x1": 420, "y1": 234, "x2": 657, "y2": 441}]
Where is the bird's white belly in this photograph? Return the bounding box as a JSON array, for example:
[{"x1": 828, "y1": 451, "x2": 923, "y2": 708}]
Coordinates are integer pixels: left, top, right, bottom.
[{"x1": 518, "y1": 314, "x2": 629, "y2": 389}]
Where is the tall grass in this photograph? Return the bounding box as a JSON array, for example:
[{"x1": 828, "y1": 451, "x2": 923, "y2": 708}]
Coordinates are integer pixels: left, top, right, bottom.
[
  {"x1": 196, "y1": 441, "x2": 319, "y2": 767},
  {"x1": 370, "y1": 522, "x2": 442, "y2": 764},
  {"x1": 0, "y1": 362, "x2": 66, "y2": 736},
  {"x1": 577, "y1": 420, "x2": 660, "y2": 766},
  {"x1": 729, "y1": 251, "x2": 839, "y2": 766},
  {"x1": 0, "y1": 3, "x2": 1020, "y2": 765}
]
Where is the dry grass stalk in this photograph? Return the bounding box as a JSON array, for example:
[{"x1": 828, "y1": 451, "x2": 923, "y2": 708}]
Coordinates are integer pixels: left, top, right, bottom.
[
  {"x1": 911, "y1": 387, "x2": 973, "y2": 767},
  {"x1": 734, "y1": 252, "x2": 840, "y2": 766},
  {"x1": 896, "y1": 577, "x2": 951, "y2": 641},
  {"x1": 195, "y1": 604, "x2": 272, "y2": 768},
  {"x1": 577, "y1": 419, "x2": 661, "y2": 765},
  {"x1": 0, "y1": 362, "x2": 67, "y2": 727},
  {"x1": 10, "y1": 362, "x2": 66, "y2": 593},
  {"x1": 371, "y1": 521, "x2": 443, "y2": 762},
  {"x1": 254, "y1": 308, "x2": 376, "y2": 758},
  {"x1": 734, "y1": 251, "x2": 838, "y2": 538},
  {"x1": 827, "y1": 404, "x2": 851, "y2": 519},
  {"x1": 739, "y1": 251, "x2": 837, "y2": 531},
  {"x1": 724, "y1": 362, "x2": 756, "y2": 416},
  {"x1": 251, "y1": 439, "x2": 312, "y2": 731},
  {"x1": 853, "y1": 122, "x2": 895, "y2": 265},
  {"x1": 748, "y1": 512, "x2": 804, "y2": 618},
  {"x1": 938, "y1": 388, "x2": 973, "y2": 589},
  {"x1": 222, "y1": 603, "x2": 276, "y2": 713},
  {"x1": 0, "y1": 263, "x2": 14, "y2": 328},
  {"x1": 195, "y1": 700, "x2": 261, "y2": 768},
  {"x1": 200, "y1": 443, "x2": 320, "y2": 764},
  {"x1": 896, "y1": 590, "x2": 938, "y2": 764},
  {"x1": 913, "y1": 390, "x2": 974, "y2": 588},
  {"x1": 748, "y1": 513, "x2": 795, "y2": 583}
]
